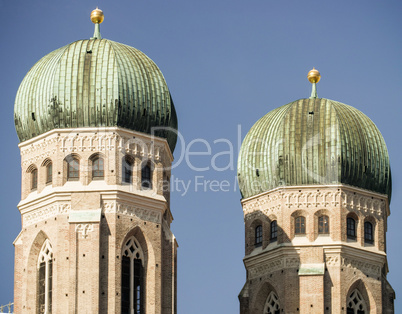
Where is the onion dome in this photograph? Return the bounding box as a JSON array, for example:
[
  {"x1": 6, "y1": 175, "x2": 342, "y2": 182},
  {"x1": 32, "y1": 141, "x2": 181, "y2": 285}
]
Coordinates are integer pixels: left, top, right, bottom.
[
  {"x1": 237, "y1": 69, "x2": 391, "y2": 200},
  {"x1": 14, "y1": 9, "x2": 178, "y2": 152}
]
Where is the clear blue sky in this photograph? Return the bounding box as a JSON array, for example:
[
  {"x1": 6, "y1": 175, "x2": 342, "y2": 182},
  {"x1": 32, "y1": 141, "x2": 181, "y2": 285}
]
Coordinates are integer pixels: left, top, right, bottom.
[{"x1": 0, "y1": 1, "x2": 401, "y2": 313}]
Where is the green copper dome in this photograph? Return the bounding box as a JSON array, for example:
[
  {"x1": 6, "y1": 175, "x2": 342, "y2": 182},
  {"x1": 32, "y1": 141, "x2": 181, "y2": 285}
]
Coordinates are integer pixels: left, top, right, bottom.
[
  {"x1": 14, "y1": 38, "x2": 178, "y2": 151},
  {"x1": 237, "y1": 98, "x2": 391, "y2": 200}
]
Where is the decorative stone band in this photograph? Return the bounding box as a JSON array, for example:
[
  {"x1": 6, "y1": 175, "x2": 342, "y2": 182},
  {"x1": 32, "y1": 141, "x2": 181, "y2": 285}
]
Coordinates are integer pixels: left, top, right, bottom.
[
  {"x1": 248, "y1": 257, "x2": 300, "y2": 279},
  {"x1": 325, "y1": 255, "x2": 382, "y2": 277},
  {"x1": 23, "y1": 203, "x2": 71, "y2": 227},
  {"x1": 103, "y1": 201, "x2": 161, "y2": 224},
  {"x1": 243, "y1": 188, "x2": 387, "y2": 219},
  {"x1": 75, "y1": 224, "x2": 95, "y2": 239},
  {"x1": 19, "y1": 128, "x2": 169, "y2": 167}
]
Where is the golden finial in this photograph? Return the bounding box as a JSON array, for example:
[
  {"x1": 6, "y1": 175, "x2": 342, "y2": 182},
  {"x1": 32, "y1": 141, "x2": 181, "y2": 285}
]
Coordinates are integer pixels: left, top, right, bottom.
[
  {"x1": 91, "y1": 7, "x2": 104, "y2": 24},
  {"x1": 307, "y1": 67, "x2": 321, "y2": 84}
]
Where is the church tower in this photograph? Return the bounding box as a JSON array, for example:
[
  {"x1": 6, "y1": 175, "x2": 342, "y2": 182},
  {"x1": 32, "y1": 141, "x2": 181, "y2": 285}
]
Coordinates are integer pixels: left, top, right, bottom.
[
  {"x1": 237, "y1": 69, "x2": 395, "y2": 313},
  {"x1": 13, "y1": 9, "x2": 178, "y2": 313}
]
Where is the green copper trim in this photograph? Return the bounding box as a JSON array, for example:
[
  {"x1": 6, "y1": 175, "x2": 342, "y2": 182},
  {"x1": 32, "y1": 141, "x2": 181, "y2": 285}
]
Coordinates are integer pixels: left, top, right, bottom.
[
  {"x1": 237, "y1": 98, "x2": 391, "y2": 201},
  {"x1": 14, "y1": 39, "x2": 178, "y2": 152},
  {"x1": 92, "y1": 23, "x2": 102, "y2": 40},
  {"x1": 298, "y1": 263, "x2": 325, "y2": 276},
  {"x1": 310, "y1": 82, "x2": 317, "y2": 99}
]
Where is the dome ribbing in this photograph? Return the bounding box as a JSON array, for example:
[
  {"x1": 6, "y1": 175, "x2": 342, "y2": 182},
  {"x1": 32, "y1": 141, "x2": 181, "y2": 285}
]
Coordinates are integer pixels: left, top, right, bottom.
[
  {"x1": 14, "y1": 39, "x2": 178, "y2": 151},
  {"x1": 237, "y1": 98, "x2": 391, "y2": 200}
]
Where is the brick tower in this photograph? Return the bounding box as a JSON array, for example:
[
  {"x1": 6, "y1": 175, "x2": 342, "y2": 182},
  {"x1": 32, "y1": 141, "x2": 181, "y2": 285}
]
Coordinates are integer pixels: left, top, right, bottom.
[
  {"x1": 237, "y1": 69, "x2": 395, "y2": 313},
  {"x1": 13, "y1": 9, "x2": 178, "y2": 313}
]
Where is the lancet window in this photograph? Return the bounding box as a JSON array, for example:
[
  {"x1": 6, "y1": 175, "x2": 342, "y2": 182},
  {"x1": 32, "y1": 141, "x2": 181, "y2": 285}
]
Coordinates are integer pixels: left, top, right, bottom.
[
  {"x1": 121, "y1": 237, "x2": 145, "y2": 314},
  {"x1": 38, "y1": 240, "x2": 53, "y2": 314}
]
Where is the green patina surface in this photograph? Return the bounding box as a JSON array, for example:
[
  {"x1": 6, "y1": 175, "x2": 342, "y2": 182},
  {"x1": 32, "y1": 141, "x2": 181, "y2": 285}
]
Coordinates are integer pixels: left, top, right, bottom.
[
  {"x1": 14, "y1": 39, "x2": 178, "y2": 152},
  {"x1": 298, "y1": 263, "x2": 325, "y2": 276},
  {"x1": 68, "y1": 209, "x2": 101, "y2": 223},
  {"x1": 237, "y1": 98, "x2": 391, "y2": 200}
]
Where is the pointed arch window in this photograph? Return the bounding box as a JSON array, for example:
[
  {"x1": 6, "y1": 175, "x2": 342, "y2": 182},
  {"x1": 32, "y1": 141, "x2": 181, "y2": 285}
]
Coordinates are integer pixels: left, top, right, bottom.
[
  {"x1": 264, "y1": 291, "x2": 280, "y2": 314},
  {"x1": 38, "y1": 240, "x2": 53, "y2": 314},
  {"x1": 364, "y1": 222, "x2": 374, "y2": 244},
  {"x1": 347, "y1": 290, "x2": 367, "y2": 314},
  {"x1": 46, "y1": 163, "x2": 52, "y2": 184},
  {"x1": 270, "y1": 220, "x2": 278, "y2": 242},
  {"x1": 318, "y1": 215, "x2": 329, "y2": 234},
  {"x1": 347, "y1": 217, "x2": 356, "y2": 239},
  {"x1": 255, "y1": 225, "x2": 263, "y2": 247},
  {"x1": 67, "y1": 158, "x2": 79, "y2": 180},
  {"x1": 31, "y1": 168, "x2": 38, "y2": 190},
  {"x1": 295, "y1": 216, "x2": 306, "y2": 234},
  {"x1": 141, "y1": 163, "x2": 152, "y2": 189},
  {"x1": 92, "y1": 157, "x2": 104, "y2": 179},
  {"x1": 121, "y1": 237, "x2": 145, "y2": 314}
]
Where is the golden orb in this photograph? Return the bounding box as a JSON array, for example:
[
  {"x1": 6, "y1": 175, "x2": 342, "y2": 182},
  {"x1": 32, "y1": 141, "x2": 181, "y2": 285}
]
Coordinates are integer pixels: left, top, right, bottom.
[
  {"x1": 307, "y1": 67, "x2": 321, "y2": 84},
  {"x1": 91, "y1": 8, "x2": 104, "y2": 24}
]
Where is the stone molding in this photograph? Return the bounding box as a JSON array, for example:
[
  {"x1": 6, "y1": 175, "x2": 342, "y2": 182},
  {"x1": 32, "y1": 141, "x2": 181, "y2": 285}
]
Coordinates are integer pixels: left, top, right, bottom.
[
  {"x1": 325, "y1": 255, "x2": 381, "y2": 276},
  {"x1": 243, "y1": 189, "x2": 386, "y2": 219},
  {"x1": 341, "y1": 257, "x2": 381, "y2": 276},
  {"x1": 248, "y1": 257, "x2": 300, "y2": 279},
  {"x1": 103, "y1": 201, "x2": 161, "y2": 224},
  {"x1": 23, "y1": 203, "x2": 70, "y2": 227},
  {"x1": 20, "y1": 131, "x2": 167, "y2": 167},
  {"x1": 75, "y1": 224, "x2": 94, "y2": 239}
]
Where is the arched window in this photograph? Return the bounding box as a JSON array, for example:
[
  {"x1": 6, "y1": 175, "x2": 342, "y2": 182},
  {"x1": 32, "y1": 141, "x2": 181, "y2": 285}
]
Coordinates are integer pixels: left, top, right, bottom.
[
  {"x1": 347, "y1": 217, "x2": 356, "y2": 239},
  {"x1": 31, "y1": 168, "x2": 38, "y2": 190},
  {"x1": 270, "y1": 221, "x2": 278, "y2": 242},
  {"x1": 295, "y1": 216, "x2": 306, "y2": 234},
  {"x1": 264, "y1": 291, "x2": 280, "y2": 314},
  {"x1": 121, "y1": 237, "x2": 145, "y2": 314},
  {"x1": 92, "y1": 157, "x2": 104, "y2": 179},
  {"x1": 347, "y1": 290, "x2": 367, "y2": 313},
  {"x1": 46, "y1": 163, "x2": 52, "y2": 184},
  {"x1": 67, "y1": 158, "x2": 79, "y2": 180},
  {"x1": 364, "y1": 222, "x2": 374, "y2": 244},
  {"x1": 38, "y1": 240, "x2": 53, "y2": 314},
  {"x1": 255, "y1": 225, "x2": 263, "y2": 247},
  {"x1": 318, "y1": 215, "x2": 329, "y2": 234},
  {"x1": 123, "y1": 156, "x2": 133, "y2": 184},
  {"x1": 141, "y1": 163, "x2": 152, "y2": 189}
]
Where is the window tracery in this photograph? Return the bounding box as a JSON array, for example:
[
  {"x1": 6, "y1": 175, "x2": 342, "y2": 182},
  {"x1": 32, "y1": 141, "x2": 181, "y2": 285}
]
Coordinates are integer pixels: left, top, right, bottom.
[
  {"x1": 121, "y1": 237, "x2": 145, "y2": 314},
  {"x1": 347, "y1": 290, "x2": 367, "y2": 314},
  {"x1": 264, "y1": 291, "x2": 280, "y2": 314},
  {"x1": 38, "y1": 240, "x2": 53, "y2": 314}
]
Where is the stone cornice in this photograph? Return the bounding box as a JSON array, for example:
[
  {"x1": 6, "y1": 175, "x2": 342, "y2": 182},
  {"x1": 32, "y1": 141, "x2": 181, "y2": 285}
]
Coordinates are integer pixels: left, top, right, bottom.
[
  {"x1": 100, "y1": 190, "x2": 167, "y2": 212},
  {"x1": 325, "y1": 245, "x2": 385, "y2": 277},
  {"x1": 102, "y1": 200, "x2": 162, "y2": 224},
  {"x1": 19, "y1": 127, "x2": 173, "y2": 166},
  {"x1": 242, "y1": 186, "x2": 388, "y2": 219},
  {"x1": 241, "y1": 184, "x2": 388, "y2": 206},
  {"x1": 18, "y1": 186, "x2": 167, "y2": 211},
  {"x1": 23, "y1": 202, "x2": 71, "y2": 227},
  {"x1": 245, "y1": 244, "x2": 386, "y2": 279}
]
